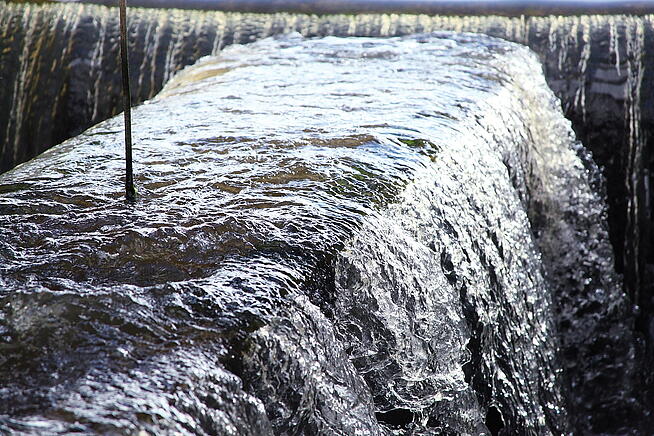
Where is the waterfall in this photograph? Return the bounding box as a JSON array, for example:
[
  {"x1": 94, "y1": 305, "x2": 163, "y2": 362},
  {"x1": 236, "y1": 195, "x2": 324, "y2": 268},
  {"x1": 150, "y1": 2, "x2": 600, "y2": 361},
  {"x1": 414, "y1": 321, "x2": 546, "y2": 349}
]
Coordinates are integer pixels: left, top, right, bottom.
[
  {"x1": 0, "y1": 32, "x2": 646, "y2": 434},
  {"x1": 0, "y1": 6, "x2": 651, "y2": 319}
]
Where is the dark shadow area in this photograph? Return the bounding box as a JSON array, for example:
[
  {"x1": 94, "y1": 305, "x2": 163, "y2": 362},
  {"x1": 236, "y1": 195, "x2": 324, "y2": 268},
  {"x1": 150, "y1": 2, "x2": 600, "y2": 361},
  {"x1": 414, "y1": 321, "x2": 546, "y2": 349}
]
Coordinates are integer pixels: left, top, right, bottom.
[
  {"x1": 486, "y1": 406, "x2": 504, "y2": 436},
  {"x1": 376, "y1": 408, "x2": 414, "y2": 428}
]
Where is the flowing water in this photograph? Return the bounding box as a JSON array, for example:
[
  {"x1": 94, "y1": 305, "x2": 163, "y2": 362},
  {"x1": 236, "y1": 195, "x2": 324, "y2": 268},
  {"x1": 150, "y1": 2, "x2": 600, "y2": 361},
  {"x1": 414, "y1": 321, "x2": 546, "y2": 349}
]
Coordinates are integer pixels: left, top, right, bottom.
[
  {"x1": 1, "y1": 5, "x2": 652, "y2": 317},
  {"x1": 1, "y1": 5, "x2": 651, "y2": 164},
  {"x1": 0, "y1": 33, "x2": 643, "y2": 434}
]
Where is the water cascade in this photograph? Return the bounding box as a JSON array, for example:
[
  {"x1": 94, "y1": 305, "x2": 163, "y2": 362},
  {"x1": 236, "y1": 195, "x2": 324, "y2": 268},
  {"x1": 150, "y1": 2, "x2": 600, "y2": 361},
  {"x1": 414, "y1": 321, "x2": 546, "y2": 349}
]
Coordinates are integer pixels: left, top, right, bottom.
[
  {"x1": 1, "y1": 2, "x2": 653, "y2": 434},
  {"x1": 0, "y1": 31, "x2": 647, "y2": 434},
  {"x1": 0, "y1": 4, "x2": 652, "y2": 326}
]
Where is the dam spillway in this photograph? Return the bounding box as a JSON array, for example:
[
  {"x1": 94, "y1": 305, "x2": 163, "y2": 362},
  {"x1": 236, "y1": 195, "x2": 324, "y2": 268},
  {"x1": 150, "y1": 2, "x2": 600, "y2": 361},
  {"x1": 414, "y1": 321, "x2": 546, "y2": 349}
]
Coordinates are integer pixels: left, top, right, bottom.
[
  {"x1": 0, "y1": 4, "x2": 652, "y2": 331},
  {"x1": 0, "y1": 2, "x2": 653, "y2": 435},
  {"x1": 0, "y1": 31, "x2": 647, "y2": 435}
]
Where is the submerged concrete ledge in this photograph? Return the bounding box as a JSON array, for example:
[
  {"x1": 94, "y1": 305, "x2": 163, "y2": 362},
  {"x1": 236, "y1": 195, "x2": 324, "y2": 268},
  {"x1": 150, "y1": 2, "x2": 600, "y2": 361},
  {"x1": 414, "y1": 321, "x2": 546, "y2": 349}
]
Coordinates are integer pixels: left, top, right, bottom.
[{"x1": 0, "y1": 33, "x2": 642, "y2": 433}]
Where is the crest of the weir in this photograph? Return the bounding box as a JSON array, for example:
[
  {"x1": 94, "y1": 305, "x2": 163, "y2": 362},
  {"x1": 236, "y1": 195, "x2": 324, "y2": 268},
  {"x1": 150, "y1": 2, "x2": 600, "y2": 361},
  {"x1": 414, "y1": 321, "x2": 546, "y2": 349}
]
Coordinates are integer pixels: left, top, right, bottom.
[{"x1": 0, "y1": 3, "x2": 653, "y2": 434}]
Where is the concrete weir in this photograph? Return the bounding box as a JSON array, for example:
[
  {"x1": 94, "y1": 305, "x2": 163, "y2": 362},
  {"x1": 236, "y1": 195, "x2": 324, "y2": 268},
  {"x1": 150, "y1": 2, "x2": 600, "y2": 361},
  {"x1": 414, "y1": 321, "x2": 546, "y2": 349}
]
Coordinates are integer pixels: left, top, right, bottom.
[
  {"x1": 1, "y1": 0, "x2": 653, "y2": 347},
  {"x1": 0, "y1": 30, "x2": 645, "y2": 435},
  {"x1": 0, "y1": 1, "x2": 653, "y2": 433}
]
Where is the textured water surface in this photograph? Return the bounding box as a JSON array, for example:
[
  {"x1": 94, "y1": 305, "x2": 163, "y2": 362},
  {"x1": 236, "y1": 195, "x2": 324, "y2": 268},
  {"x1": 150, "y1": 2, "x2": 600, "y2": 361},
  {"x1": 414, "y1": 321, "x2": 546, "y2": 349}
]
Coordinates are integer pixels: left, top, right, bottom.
[
  {"x1": 0, "y1": 33, "x2": 641, "y2": 434},
  {"x1": 2, "y1": 6, "x2": 652, "y2": 322}
]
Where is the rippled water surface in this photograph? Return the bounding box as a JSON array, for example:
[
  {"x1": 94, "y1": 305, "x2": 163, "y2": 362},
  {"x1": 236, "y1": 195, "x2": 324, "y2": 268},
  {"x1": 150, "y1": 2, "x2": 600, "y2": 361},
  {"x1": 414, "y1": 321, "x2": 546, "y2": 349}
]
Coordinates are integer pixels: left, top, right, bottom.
[{"x1": 0, "y1": 33, "x2": 640, "y2": 434}]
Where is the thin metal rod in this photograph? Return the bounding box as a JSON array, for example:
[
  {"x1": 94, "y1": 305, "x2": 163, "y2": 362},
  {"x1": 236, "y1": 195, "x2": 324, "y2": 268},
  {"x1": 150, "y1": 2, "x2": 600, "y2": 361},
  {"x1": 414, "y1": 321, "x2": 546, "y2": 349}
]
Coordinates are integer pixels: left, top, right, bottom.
[{"x1": 119, "y1": 0, "x2": 136, "y2": 202}]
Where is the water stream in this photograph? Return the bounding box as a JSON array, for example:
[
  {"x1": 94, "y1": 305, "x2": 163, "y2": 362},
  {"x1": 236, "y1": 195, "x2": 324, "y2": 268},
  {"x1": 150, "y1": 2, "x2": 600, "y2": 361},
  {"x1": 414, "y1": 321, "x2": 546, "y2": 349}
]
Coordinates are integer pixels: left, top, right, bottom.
[
  {"x1": 1, "y1": 5, "x2": 652, "y2": 318},
  {"x1": 0, "y1": 33, "x2": 644, "y2": 434}
]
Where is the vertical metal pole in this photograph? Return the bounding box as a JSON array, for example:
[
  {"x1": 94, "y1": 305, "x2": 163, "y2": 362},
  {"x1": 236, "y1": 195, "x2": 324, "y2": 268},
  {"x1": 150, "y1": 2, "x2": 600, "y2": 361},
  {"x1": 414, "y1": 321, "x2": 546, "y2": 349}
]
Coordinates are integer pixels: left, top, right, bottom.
[{"x1": 119, "y1": 0, "x2": 136, "y2": 201}]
